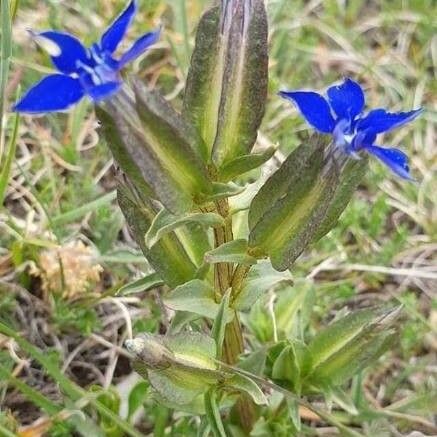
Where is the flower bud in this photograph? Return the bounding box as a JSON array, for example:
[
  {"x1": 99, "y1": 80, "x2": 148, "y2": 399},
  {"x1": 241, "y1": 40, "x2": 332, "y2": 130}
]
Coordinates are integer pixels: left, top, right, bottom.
[{"x1": 248, "y1": 136, "x2": 368, "y2": 271}]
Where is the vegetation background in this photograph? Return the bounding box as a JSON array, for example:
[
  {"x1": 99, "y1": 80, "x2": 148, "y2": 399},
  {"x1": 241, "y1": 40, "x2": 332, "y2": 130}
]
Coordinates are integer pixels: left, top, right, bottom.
[{"x1": 0, "y1": 0, "x2": 435, "y2": 435}]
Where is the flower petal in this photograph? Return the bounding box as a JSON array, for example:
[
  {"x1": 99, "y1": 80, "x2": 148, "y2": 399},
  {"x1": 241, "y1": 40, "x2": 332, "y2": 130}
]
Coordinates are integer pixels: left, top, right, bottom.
[
  {"x1": 117, "y1": 29, "x2": 161, "y2": 68},
  {"x1": 13, "y1": 74, "x2": 84, "y2": 113},
  {"x1": 32, "y1": 31, "x2": 88, "y2": 74},
  {"x1": 357, "y1": 108, "x2": 422, "y2": 134},
  {"x1": 100, "y1": 0, "x2": 137, "y2": 53},
  {"x1": 327, "y1": 78, "x2": 365, "y2": 120},
  {"x1": 87, "y1": 81, "x2": 121, "y2": 102},
  {"x1": 279, "y1": 90, "x2": 335, "y2": 133},
  {"x1": 364, "y1": 144, "x2": 413, "y2": 180}
]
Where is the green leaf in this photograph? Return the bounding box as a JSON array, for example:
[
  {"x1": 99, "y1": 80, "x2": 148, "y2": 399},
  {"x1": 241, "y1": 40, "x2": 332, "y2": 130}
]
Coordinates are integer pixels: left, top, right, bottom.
[
  {"x1": 164, "y1": 331, "x2": 217, "y2": 369},
  {"x1": 271, "y1": 341, "x2": 310, "y2": 394},
  {"x1": 147, "y1": 369, "x2": 207, "y2": 405},
  {"x1": 117, "y1": 188, "x2": 197, "y2": 287},
  {"x1": 306, "y1": 308, "x2": 378, "y2": 371},
  {"x1": 287, "y1": 398, "x2": 301, "y2": 433},
  {"x1": 164, "y1": 279, "x2": 232, "y2": 320},
  {"x1": 326, "y1": 386, "x2": 359, "y2": 416},
  {"x1": 133, "y1": 80, "x2": 213, "y2": 201},
  {"x1": 116, "y1": 273, "x2": 164, "y2": 296},
  {"x1": 238, "y1": 349, "x2": 266, "y2": 376},
  {"x1": 275, "y1": 280, "x2": 316, "y2": 339},
  {"x1": 387, "y1": 392, "x2": 437, "y2": 415},
  {"x1": 226, "y1": 373, "x2": 267, "y2": 405},
  {"x1": 306, "y1": 307, "x2": 400, "y2": 387},
  {"x1": 206, "y1": 181, "x2": 246, "y2": 202},
  {"x1": 51, "y1": 190, "x2": 117, "y2": 226},
  {"x1": 145, "y1": 208, "x2": 224, "y2": 248},
  {"x1": 183, "y1": 1, "x2": 268, "y2": 165},
  {"x1": 0, "y1": 0, "x2": 12, "y2": 148},
  {"x1": 0, "y1": 113, "x2": 19, "y2": 205},
  {"x1": 128, "y1": 332, "x2": 223, "y2": 407},
  {"x1": 218, "y1": 147, "x2": 276, "y2": 182},
  {"x1": 212, "y1": 290, "x2": 232, "y2": 358},
  {"x1": 204, "y1": 239, "x2": 257, "y2": 265},
  {"x1": 96, "y1": 104, "x2": 188, "y2": 214},
  {"x1": 233, "y1": 261, "x2": 292, "y2": 311},
  {"x1": 204, "y1": 388, "x2": 227, "y2": 437},
  {"x1": 127, "y1": 381, "x2": 149, "y2": 420},
  {"x1": 248, "y1": 137, "x2": 340, "y2": 271}
]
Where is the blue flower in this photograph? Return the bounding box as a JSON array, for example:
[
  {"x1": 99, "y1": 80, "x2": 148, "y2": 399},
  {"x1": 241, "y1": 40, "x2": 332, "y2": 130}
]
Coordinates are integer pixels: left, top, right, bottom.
[
  {"x1": 13, "y1": 0, "x2": 159, "y2": 114},
  {"x1": 279, "y1": 78, "x2": 422, "y2": 180}
]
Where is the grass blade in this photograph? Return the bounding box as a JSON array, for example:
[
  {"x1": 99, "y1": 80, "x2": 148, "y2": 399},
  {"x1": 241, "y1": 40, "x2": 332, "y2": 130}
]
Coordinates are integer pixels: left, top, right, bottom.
[
  {"x1": 0, "y1": 0, "x2": 12, "y2": 157},
  {"x1": 0, "y1": 112, "x2": 19, "y2": 205}
]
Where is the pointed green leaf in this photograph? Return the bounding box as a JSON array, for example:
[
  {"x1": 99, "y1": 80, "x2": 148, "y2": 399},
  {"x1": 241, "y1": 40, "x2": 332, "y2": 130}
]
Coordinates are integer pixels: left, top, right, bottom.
[
  {"x1": 287, "y1": 398, "x2": 301, "y2": 432},
  {"x1": 271, "y1": 341, "x2": 310, "y2": 394},
  {"x1": 204, "y1": 239, "x2": 257, "y2": 265},
  {"x1": 127, "y1": 381, "x2": 149, "y2": 420},
  {"x1": 133, "y1": 80, "x2": 213, "y2": 202},
  {"x1": 218, "y1": 147, "x2": 276, "y2": 182},
  {"x1": 117, "y1": 187, "x2": 197, "y2": 287},
  {"x1": 238, "y1": 349, "x2": 267, "y2": 376},
  {"x1": 306, "y1": 308, "x2": 378, "y2": 371},
  {"x1": 97, "y1": 102, "x2": 190, "y2": 214},
  {"x1": 148, "y1": 369, "x2": 207, "y2": 405},
  {"x1": 204, "y1": 388, "x2": 227, "y2": 437},
  {"x1": 233, "y1": 261, "x2": 292, "y2": 311},
  {"x1": 275, "y1": 280, "x2": 316, "y2": 339},
  {"x1": 206, "y1": 182, "x2": 246, "y2": 202},
  {"x1": 326, "y1": 386, "x2": 359, "y2": 416},
  {"x1": 164, "y1": 331, "x2": 218, "y2": 370},
  {"x1": 226, "y1": 373, "x2": 267, "y2": 405},
  {"x1": 306, "y1": 307, "x2": 400, "y2": 387},
  {"x1": 212, "y1": 290, "x2": 232, "y2": 358},
  {"x1": 116, "y1": 273, "x2": 164, "y2": 296},
  {"x1": 164, "y1": 279, "x2": 233, "y2": 320},
  {"x1": 183, "y1": 0, "x2": 268, "y2": 165},
  {"x1": 145, "y1": 208, "x2": 224, "y2": 248}
]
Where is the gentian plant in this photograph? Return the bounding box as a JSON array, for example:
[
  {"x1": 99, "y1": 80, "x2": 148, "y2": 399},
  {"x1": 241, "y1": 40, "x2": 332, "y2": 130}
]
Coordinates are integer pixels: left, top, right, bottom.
[{"x1": 13, "y1": 0, "x2": 422, "y2": 434}]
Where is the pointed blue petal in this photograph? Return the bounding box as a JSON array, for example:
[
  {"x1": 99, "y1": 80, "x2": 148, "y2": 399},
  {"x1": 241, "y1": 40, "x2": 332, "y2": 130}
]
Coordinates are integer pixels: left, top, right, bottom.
[
  {"x1": 13, "y1": 74, "x2": 84, "y2": 113},
  {"x1": 279, "y1": 90, "x2": 335, "y2": 133},
  {"x1": 87, "y1": 81, "x2": 121, "y2": 102},
  {"x1": 364, "y1": 144, "x2": 413, "y2": 180},
  {"x1": 100, "y1": 0, "x2": 137, "y2": 53},
  {"x1": 33, "y1": 31, "x2": 88, "y2": 74},
  {"x1": 327, "y1": 77, "x2": 365, "y2": 120},
  {"x1": 357, "y1": 108, "x2": 422, "y2": 134},
  {"x1": 117, "y1": 29, "x2": 160, "y2": 68}
]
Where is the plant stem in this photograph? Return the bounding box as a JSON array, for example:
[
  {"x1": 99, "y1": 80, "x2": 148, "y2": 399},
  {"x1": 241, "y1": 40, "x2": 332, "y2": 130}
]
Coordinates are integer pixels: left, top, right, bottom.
[{"x1": 213, "y1": 198, "x2": 256, "y2": 432}]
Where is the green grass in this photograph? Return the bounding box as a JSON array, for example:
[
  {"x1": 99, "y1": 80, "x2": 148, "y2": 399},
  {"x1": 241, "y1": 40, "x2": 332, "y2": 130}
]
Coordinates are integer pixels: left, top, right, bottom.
[{"x1": 0, "y1": 0, "x2": 435, "y2": 435}]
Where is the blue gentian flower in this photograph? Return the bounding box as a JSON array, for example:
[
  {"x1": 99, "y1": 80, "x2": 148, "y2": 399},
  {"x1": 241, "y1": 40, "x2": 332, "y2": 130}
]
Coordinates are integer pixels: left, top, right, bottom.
[
  {"x1": 13, "y1": 0, "x2": 159, "y2": 113},
  {"x1": 279, "y1": 78, "x2": 422, "y2": 180}
]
